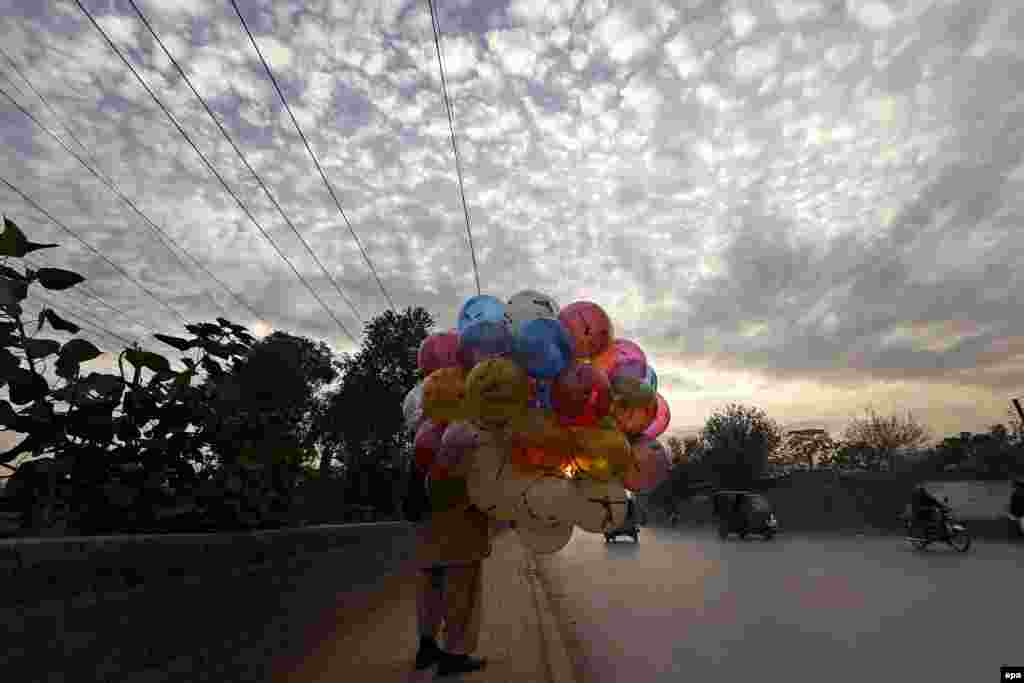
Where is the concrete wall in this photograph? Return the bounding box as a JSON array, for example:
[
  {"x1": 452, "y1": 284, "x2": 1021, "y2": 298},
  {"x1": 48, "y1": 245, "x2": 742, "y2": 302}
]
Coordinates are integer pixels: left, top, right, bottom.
[{"x1": 1, "y1": 523, "x2": 417, "y2": 683}]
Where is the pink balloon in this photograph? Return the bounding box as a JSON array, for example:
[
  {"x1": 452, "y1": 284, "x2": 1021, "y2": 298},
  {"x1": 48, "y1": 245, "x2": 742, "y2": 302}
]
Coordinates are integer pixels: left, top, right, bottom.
[
  {"x1": 418, "y1": 331, "x2": 461, "y2": 376},
  {"x1": 437, "y1": 421, "x2": 484, "y2": 468},
  {"x1": 414, "y1": 419, "x2": 447, "y2": 471},
  {"x1": 605, "y1": 339, "x2": 647, "y2": 382},
  {"x1": 642, "y1": 393, "x2": 670, "y2": 439},
  {"x1": 624, "y1": 437, "x2": 670, "y2": 493}
]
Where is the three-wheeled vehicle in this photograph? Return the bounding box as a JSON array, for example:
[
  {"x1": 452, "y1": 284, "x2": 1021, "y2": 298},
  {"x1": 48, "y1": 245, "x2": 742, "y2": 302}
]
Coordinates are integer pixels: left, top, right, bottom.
[
  {"x1": 605, "y1": 494, "x2": 646, "y2": 543},
  {"x1": 713, "y1": 490, "x2": 778, "y2": 540}
]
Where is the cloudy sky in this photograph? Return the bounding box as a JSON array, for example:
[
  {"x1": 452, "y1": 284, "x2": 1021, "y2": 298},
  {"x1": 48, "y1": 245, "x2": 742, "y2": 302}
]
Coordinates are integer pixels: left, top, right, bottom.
[{"x1": 1, "y1": 0, "x2": 1023, "y2": 445}]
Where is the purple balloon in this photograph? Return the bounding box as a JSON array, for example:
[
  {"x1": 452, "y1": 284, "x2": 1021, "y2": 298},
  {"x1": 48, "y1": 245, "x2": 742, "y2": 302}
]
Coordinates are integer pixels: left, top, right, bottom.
[
  {"x1": 457, "y1": 319, "x2": 514, "y2": 370},
  {"x1": 606, "y1": 340, "x2": 647, "y2": 382},
  {"x1": 624, "y1": 437, "x2": 669, "y2": 493},
  {"x1": 437, "y1": 421, "x2": 484, "y2": 468}
]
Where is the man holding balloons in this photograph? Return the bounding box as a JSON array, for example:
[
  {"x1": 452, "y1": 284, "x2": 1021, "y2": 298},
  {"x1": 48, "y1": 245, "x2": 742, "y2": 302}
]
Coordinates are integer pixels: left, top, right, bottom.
[{"x1": 405, "y1": 289, "x2": 671, "y2": 675}]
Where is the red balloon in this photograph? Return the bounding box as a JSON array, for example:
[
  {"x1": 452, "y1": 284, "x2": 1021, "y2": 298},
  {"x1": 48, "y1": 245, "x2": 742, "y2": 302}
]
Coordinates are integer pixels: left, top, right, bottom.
[
  {"x1": 418, "y1": 331, "x2": 460, "y2": 376},
  {"x1": 642, "y1": 393, "x2": 671, "y2": 439},
  {"x1": 558, "y1": 301, "x2": 613, "y2": 359},
  {"x1": 551, "y1": 362, "x2": 611, "y2": 427},
  {"x1": 624, "y1": 437, "x2": 670, "y2": 493},
  {"x1": 414, "y1": 419, "x2": 447, "y2": 471}
]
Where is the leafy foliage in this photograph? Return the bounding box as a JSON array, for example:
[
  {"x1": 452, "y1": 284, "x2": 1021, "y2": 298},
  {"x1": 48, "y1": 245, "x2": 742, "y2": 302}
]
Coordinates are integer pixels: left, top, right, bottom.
[
  {"x1": 0, "y1": 216, "x2": 336, "y2": 535},
  {"x1": 700, "y1": 403, "x2": 784, "y2": 487},
  {"x1": 841, "y1": 407, "x2": 931, "y2": 472}
]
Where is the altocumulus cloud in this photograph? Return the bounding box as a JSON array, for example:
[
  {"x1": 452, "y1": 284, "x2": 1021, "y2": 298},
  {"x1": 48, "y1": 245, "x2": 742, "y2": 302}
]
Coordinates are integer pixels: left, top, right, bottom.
[{"x1": 0, "y1": 0, "x2": 1022, "y2": 443}]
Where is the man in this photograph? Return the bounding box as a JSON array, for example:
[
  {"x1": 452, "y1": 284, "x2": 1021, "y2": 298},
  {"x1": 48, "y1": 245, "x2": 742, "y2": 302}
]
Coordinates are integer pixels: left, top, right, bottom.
[
  {"x1": 411, "y1": 470, "x2": 491, "y2": 677},
  {"x1": 1009, "y1": 479, "x2": 1024, "y2": 537},
  {"x1": 911, "y1": 484, "x2": 946, "y2": 536}
]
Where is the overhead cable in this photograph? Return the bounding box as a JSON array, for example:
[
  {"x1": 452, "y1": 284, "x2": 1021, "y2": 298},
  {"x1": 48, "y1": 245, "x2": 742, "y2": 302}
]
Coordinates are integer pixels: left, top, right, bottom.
[{"x1": 229, "y1": 0, "x2": 398, "y2": 312}]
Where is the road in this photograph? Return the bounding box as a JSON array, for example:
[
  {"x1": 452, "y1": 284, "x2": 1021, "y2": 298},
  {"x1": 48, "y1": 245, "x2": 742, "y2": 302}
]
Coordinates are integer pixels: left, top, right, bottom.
[{"x1": 535, "y1": 525, "x2": 1023, "y2": 683}]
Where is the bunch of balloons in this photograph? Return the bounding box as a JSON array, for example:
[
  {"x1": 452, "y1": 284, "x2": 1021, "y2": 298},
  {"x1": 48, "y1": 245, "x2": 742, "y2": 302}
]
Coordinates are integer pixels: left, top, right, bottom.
[{"x1": 404, "y1": 291, "x2": 671, "y2": 555}]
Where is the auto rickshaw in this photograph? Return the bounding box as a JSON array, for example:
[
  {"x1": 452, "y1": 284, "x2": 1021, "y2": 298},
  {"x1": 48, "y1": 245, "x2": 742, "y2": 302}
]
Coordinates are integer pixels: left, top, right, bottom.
[{"x1": 712, "y1": 490, "x2": 778, "y2": 540}]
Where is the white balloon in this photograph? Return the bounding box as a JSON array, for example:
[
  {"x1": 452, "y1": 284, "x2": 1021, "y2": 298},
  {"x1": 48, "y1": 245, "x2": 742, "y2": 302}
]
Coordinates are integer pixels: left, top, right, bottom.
[
  {"x1": 522, "y1": 475, "x2": 575, "y2": 525},
  {"x1": 403, "y1": 382, "x2": 425, "y2": 433},
  {"x1": 516, "y1": 521, "x2": 574, "y2": 554},
  {"x1": 465, "y1": 443, "x2": 533, "y2": 521},
  {"x1": 506, "y1": 290, "x2": 560, "y2": 335}
]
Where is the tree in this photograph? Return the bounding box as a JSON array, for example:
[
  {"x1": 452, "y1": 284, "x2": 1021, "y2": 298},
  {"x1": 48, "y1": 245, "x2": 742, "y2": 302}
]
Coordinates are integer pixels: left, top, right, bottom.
[
  {"x1": 320, "y1": 307, "x2": 434, "y2": 509},
  {"x1": 841, "y1": 407, "x2": 931, "y2": 472},
  {"x1": 700, "y1": 404, "x2": 783, "y2": 487},
  {"x1": 665, "y1": 436, "x2": 686, "y2": 464},
  {"x1": 782, "y1": 429, "x2": 836, "y2": 470}
]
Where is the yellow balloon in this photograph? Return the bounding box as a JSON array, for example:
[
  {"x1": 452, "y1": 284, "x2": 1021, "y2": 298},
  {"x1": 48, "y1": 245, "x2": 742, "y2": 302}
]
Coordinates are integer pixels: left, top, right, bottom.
[
  {"x1": 465, "y1": 357, "x2": 530, "y2": 429},
  {"x1": 570, "y1": 425, "x2": 632, "y2": 468},
  {"x1": 422, "y1": 366, "x2": 469, "y2": 422}
]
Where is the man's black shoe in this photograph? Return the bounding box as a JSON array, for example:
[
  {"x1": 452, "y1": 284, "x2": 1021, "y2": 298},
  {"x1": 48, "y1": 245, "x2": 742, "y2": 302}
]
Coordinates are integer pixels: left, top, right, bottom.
[
  {"x1": 436, "y1": 652, "x2": 487, "y2": 677},
  {"x1": 414, "y1": 637, "x2": 444, "y2": 671}
]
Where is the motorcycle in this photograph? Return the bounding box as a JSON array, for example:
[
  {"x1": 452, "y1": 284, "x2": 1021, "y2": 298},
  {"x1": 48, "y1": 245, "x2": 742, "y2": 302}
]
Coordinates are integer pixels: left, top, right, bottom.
[{"x1": 903, "y1": 500, "x2": 971, "y2": 553}]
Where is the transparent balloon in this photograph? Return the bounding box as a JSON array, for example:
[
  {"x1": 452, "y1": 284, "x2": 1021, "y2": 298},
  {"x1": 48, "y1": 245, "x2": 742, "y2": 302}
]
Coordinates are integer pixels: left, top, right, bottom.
[
  {"x1": 506, "y1": 290, "x2": 560, "y2": 335},
  {"x1": 516, "y1": 521, "x2": 574, "y2": 554},
  {"x1": 403, "y1": 382, "x2": 425, "y2": 433}
]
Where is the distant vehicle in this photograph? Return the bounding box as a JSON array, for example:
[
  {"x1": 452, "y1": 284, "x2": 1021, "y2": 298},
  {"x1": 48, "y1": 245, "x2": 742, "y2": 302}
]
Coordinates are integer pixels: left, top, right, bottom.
[
  {"x1": 713, "y1": 490, "x2": 778, "y2": 540},
  {"x1": 605, "y1": 495, "x2": 646, "y2": 543},
  {"x1": 901, "y1": 497, "x2": 971, "y2": 552}
]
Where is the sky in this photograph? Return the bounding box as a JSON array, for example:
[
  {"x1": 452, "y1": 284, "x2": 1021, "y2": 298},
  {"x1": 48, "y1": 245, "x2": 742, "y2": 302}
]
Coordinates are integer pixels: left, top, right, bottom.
[{"x1": 1, "y1": 0, "x2": 1023, "y2": 451}]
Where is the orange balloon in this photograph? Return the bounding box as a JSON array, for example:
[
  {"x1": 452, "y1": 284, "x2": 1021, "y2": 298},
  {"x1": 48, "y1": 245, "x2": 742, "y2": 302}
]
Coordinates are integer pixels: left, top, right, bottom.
[
  {"x1": 422, "y1": 367, "x2": 468, "y2": 422},
  {"x1": 591, "y1": 344, "x2": 617, "y2": 373}
]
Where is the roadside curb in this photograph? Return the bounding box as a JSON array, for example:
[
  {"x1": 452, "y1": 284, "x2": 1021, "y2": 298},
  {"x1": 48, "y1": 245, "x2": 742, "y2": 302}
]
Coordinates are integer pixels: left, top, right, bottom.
[{"x1": 522, "y1": 549, "x2": 578, "y2": 683}]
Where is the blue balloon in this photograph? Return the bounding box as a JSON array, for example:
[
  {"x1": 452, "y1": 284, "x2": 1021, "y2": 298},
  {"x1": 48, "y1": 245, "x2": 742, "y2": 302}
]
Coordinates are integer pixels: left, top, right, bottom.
[
  {"x1": 644, "y1": 365, "x2": 658, "y2": 392},
  {"x1": 513, "y1": 318, "x2": 574, "y2": 380},
  {"x1": 458, "y1": 295, "x2": 507, "y2": 333},
  {"x1": 457, "y1": 319, "x2": 514, "y2": 369}
]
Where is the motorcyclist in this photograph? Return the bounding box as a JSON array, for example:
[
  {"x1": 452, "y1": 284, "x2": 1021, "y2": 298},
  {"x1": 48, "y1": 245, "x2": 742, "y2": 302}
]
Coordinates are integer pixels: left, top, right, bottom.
[
  {"x1": 911, "y1": 485, "x2": 947, "y2": 536},
  {"x1": 1009, "y1": 479, "x2": 1024, "y2": 537}
]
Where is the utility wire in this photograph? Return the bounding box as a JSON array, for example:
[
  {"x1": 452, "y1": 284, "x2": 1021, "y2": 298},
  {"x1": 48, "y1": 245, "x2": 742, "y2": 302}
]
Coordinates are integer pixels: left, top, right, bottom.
[
  {"x1": 73, "y1": 0, "x2": 358, "y2": 344},
  {"x1": 0, "y1": 176, "x2": 188, "y2": 326},
  {"x1": 0, "y1": 83, "x2": 235, "y2": 321},
  {"x1": 229, "y1": 0, "x2": 397, "y2": 312},
  {"x1": 0, "y1": 46, "x2": 108, "y2": 183},
  {"x1": 126, "y1": 0, "x2": 363, "y2": 326},
  {"x1": 426, "y1": 0, "x2": 481, "y2": 296},
  {"x1": 26, "y1": 293, "x2": 139, "y2": 349}
]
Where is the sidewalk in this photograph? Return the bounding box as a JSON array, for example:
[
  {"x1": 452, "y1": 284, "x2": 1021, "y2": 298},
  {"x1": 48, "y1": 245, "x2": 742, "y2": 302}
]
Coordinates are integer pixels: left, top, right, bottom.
[{"x1": 271, "y1": 531, "x2": 577, "y2": 683}]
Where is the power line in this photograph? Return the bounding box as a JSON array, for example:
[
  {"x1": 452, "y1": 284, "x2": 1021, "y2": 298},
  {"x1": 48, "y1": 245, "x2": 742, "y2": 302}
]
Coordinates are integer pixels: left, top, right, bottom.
[
  {"x1": 73, "y1": 0, "x2": 358, "y2": 344},
  {"x1": 0, "y1": 46, "x2": 108, "y2": 182},
  {"x1": 426, "y1": 0, "x2": 481, "y2": 297},
  {"x1": 126, "y1": 0, "x2": 363, "y2": 326},
  {"x1": 229, "y1": 0, "x2": 398, "y2": 312},
  {"x1": 26, "y1": 293, "x2": 140, "y2": 349},
  {"x1": 0, "y1": 176, "x2": 188, "y2": 326},
  {"x1": 0, "y1": 82, "x2": 238, "y2": 322}
]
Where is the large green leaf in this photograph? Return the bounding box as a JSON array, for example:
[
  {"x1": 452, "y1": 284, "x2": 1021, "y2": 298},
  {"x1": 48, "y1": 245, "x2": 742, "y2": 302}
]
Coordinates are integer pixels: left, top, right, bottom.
[
  {"x1": 0, "y1": 264, "x2": 26, "y2": 282},
  {"x1": 34, "y1": 267, "x2": 86, "y2": 291},
  {"x1": 24, "y1": 338, "x2": 61, "y2": 360},
  {"x1": 57, "y1": 338, "x2": 103, "y2": 380},
  {"x1": 80, "y1": 372, "x2": 124, "y2": 398},
  {"x1": 124, "y1": 349, "x2": 171, "y2": 374},
  {"x1": 7, "y1": 366, "x2": 49, "y2": 404},
  {"x1": 0, "y1": 217, "x2": 58, "y2": 257},
  {"x1": 0, "y1": 399, "x2": 17, "y2": 428},
  {"x1": 37, "y1": 308, "x2": 81, "y2": 334},
  {"x1": 153, "y1": 333, "x2": 194, "y2": 352},
  {"x1": 59, "y1": 338, "x2": 102, "y2": 364}
]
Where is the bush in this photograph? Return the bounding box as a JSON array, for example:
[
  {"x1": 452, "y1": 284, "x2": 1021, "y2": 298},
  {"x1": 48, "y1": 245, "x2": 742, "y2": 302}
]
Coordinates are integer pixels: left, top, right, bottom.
[{"x1": 0, "y1": 216, "x2": 310, "y2": 535}]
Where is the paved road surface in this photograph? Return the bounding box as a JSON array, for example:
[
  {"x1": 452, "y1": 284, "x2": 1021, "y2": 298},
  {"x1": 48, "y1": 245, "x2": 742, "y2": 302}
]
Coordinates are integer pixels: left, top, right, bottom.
[{"x1": 536, "y1": 525, "x2": 1023, "y2": 683}]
